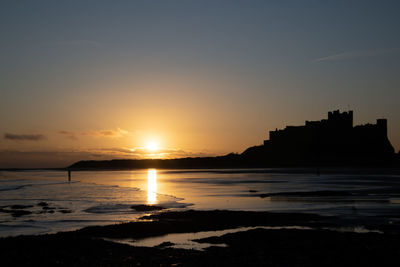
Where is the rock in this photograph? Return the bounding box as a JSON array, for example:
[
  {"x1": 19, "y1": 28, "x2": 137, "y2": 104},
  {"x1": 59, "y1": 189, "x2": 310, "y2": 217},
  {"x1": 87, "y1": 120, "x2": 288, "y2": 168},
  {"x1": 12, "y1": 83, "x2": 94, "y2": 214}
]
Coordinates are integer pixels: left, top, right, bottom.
[
  {"x1": 11, "y1": 210, "x2": 32, "y2": 217},
  {"x1": 0, "y1": 207, "x2": 32, "y2": 217},
  {"x1": 58, "y1": 209, "x2": 72, "y2": 214},
  {"x1": 131, "y1": 205, "x2": 165, "y2": 212}
]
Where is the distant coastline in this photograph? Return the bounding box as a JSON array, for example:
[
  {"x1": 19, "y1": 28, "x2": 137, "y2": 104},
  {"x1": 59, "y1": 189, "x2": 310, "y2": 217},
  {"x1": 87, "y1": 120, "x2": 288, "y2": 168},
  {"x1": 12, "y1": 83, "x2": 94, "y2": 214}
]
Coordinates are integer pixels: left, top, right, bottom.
[{"x1": 67, "y1": 157, "x2": 400, "y2": 171}]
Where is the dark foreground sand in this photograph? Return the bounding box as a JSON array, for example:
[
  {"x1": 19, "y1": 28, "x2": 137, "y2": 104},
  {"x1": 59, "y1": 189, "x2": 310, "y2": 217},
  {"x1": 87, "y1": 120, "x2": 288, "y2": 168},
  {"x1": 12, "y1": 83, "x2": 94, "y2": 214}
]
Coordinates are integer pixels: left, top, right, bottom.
[{"x1": 1, "y1": 210, "x2": 399, "y2": 266}]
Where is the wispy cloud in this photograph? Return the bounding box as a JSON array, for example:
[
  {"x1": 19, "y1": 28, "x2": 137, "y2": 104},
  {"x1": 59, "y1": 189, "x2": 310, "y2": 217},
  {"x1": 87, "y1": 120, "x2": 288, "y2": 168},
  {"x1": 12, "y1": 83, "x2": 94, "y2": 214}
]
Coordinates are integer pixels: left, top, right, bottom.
[
  {"x1": 58, "y1": 131, "x2": 78, "y2": 141},
  {"x1": 45, "y1": 40, "x2": 102, "y2": 48},
  {"x1": 81, "y1": 128, "x2": 129, "y2": 138},
  {"x1": 314, "y1": 48, "x2": 400, "y2": 62},
  {"x1": 4, "y1": 133, "x2": 46, "y2": 141}
]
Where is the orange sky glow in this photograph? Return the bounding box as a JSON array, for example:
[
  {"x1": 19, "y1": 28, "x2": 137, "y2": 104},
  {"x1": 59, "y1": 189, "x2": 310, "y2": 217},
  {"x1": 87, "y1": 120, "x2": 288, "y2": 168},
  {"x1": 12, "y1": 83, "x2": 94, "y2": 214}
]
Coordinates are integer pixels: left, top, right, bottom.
[{"x1": 1, "y1": 2, "x2": 400, "y2": 168}]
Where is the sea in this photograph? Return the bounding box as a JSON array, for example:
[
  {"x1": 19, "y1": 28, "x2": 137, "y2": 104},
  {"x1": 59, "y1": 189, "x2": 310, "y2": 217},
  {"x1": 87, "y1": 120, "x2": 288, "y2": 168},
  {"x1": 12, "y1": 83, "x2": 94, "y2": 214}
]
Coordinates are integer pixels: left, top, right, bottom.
[{"x1": 1, "y1": 168, "x2": 400, "y2": 237}]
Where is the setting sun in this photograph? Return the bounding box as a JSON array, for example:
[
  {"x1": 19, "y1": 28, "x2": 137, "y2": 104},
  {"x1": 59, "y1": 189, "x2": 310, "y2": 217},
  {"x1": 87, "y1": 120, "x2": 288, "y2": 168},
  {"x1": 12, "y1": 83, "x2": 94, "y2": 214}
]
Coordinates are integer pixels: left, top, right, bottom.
[{"x1": 145, "y1": 141, "x2": 159, "y2": 151}]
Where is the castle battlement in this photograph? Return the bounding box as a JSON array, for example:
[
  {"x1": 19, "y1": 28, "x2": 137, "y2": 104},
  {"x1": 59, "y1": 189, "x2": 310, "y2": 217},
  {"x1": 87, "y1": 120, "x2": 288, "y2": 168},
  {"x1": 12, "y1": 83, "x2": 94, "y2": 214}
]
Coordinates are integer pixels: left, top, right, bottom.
[
  {"x1": 264, "y1": 110, "x2": 392, "y2": 156},
  {"x1": 268, "y1": 110, "x2": 386, "y2": 143}
]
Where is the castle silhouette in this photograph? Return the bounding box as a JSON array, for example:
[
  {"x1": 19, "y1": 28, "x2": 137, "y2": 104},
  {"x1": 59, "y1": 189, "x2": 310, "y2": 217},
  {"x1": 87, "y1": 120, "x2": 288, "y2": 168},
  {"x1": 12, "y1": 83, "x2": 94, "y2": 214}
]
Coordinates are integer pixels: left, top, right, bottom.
[{"x1": 242, "y1": 110, "x2": 395, "y2": 165}]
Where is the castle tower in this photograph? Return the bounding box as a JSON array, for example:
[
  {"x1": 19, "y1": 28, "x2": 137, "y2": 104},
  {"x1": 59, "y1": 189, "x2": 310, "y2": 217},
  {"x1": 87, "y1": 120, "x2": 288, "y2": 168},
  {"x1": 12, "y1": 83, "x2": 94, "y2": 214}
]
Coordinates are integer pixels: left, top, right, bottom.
[
  {"x1": 327, "y1": 110, "x2": 353, "y2": 129},
  {"x1": 377, "y1": 119, "x2": 388, "y2": 137}
]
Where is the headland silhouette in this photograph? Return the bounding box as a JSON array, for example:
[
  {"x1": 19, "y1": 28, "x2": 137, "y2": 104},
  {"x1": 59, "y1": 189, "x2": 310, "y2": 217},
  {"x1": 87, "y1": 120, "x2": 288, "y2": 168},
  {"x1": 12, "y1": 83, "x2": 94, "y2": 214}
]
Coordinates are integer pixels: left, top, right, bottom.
[{"x1": 69, "y1": 110, "x2": 398, "y2": 170}]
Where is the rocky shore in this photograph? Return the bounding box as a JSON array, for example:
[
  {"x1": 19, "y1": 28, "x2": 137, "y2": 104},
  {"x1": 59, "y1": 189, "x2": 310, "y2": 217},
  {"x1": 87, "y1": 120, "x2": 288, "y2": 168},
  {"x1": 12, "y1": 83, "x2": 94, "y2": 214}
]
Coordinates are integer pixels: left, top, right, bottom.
[{"x1": 1, "y1": 210, "x2": 399, "y2": 266}]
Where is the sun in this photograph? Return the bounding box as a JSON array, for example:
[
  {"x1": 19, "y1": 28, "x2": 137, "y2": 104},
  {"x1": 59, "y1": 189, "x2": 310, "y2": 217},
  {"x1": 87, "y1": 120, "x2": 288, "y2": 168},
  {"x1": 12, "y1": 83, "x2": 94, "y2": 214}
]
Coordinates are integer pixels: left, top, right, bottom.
[{"x1": 145, "y1": 141, "x2": 159, "y2": 152}]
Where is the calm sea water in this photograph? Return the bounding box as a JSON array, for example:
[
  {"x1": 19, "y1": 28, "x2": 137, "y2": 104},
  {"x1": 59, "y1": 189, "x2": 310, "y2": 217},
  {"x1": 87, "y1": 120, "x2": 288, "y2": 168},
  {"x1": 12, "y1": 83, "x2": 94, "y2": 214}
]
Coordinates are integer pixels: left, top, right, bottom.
[{"x1": 1, "y1": 169, "x2": 400, "y2": 237}]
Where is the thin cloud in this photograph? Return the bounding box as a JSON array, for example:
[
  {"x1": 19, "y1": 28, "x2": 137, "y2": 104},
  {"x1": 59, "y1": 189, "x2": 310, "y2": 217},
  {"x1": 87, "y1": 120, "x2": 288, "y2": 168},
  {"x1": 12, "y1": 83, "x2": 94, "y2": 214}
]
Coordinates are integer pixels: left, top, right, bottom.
[
  {"x1": 58, "y1": 131, "x2": 78, "y2": 141},
  {"x1": 314, "y1": 48, "x2": 400, "y2": 62},
  {"x1": 4, "y1": 133, "x2": 46, "y2": 141},
  {"x1": 45, "y1": 40, "x2": 102, "y2": 48},
  {"x1": 81, "y1": 128, "x2": 129, "y2": 138}
]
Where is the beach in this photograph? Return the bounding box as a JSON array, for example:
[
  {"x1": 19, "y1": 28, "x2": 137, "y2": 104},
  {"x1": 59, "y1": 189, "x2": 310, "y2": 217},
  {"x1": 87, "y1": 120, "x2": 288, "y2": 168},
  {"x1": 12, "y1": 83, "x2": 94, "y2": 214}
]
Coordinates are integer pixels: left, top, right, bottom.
[
  {"x1": 3, "y1": 1, "x2": 400, "y2": 265},
  {"x1": 1, "y1": 169, "x2": 400, "y2": 266}
]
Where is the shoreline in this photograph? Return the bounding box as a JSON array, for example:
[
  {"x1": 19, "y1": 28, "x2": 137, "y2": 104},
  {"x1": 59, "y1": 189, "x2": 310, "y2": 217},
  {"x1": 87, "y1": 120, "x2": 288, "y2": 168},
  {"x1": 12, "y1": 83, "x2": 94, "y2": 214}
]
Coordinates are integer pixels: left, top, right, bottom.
[
  {"x1": 3, "y1": 166, "x2": 400, "y2": 175},
  {"x1": 1, "y1": 210, "x2": 400, "y2": 266}
]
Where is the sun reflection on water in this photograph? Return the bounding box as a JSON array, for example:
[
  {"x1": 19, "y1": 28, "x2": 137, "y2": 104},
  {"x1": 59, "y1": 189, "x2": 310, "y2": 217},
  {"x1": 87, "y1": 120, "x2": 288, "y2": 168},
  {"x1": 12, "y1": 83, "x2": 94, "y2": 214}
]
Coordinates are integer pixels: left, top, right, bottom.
[{"x1": 147, "y1": 169, "x2": 157, "y2": 204}]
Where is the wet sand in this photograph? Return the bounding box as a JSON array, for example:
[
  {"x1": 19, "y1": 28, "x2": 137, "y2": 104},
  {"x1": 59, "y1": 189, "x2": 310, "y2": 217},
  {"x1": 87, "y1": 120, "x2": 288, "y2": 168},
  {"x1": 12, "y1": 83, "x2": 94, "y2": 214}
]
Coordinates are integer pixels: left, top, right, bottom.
[{"x1": 1, "y1": 210, "x2": 399, "y2": 266}]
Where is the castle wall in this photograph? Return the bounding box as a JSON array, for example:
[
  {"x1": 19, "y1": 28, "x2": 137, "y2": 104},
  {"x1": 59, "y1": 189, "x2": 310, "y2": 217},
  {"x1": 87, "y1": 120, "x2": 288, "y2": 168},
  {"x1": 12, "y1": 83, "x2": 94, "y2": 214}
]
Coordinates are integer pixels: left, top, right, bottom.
[
  {"x1": 263, "y1": 110, "x2": 393, "y2": 157},
  {"x1": 268, "y1": 110, "x2": 355, "y2": 145}
]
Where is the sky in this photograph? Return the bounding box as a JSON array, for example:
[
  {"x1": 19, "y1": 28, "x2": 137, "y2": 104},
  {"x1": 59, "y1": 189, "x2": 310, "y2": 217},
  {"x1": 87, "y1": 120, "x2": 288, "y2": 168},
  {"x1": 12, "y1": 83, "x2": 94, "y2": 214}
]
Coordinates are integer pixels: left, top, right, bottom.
[{"x1": 1, "y1": 0, "x2": 400, "y2": 168}]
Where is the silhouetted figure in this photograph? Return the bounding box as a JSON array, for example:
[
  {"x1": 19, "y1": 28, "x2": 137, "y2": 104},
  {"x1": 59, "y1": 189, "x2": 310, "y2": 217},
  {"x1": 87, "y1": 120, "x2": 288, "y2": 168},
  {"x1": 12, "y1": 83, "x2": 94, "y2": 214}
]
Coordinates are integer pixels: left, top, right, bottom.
[{"x1": 68, "y1": 170, "x2": 71, "y2": 182}]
